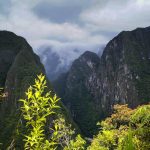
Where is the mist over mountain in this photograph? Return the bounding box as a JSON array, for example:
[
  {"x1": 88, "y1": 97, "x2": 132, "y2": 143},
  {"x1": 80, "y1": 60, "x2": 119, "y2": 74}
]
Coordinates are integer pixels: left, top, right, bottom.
[
  {"x1": 38, "y1": 45, "x2": 102, "y2": 80},
  {"x1": 39, "y1": 47, "x2": 68, "y2": 81},
  {"x1": 0, "y1": 0, "x2": 150, "y2": 149}
]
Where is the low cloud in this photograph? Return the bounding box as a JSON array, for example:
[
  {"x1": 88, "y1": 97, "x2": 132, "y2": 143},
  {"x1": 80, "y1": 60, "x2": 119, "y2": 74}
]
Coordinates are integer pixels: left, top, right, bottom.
[{"x1": 80, "y1": 0, "x2": 150, "y2": 32}]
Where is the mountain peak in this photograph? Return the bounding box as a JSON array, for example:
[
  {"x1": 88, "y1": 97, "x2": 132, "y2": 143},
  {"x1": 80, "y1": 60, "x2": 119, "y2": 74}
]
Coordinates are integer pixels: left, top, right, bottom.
[
  {"x1": 78, "y1": 51, "x2": 100, "y2": 65},
  {"x1": 0, "y1": 30, "x2": 17, "y2": 35},
  {"x1": 81, "y1": 51, "x2": 99, "y2": 58}
]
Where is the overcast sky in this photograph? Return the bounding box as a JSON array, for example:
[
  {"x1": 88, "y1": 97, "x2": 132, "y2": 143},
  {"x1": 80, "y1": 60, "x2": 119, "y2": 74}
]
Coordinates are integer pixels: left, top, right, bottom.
[{"x1": 0, "y1": 0, "x2": 150, "y2": 66}]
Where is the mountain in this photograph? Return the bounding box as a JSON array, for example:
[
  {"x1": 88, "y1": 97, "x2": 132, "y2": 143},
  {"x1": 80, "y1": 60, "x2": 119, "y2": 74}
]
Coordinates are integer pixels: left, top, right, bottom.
[
  {"x1": 53, "y1": 26, "x2": 150, "y2": 137},
  {"x1": 0, "y1": 31, "x2": 48, "y2": 148},
  {"x1": 54, "y1": 51, "x2": 102, "y2": 136},
  {"x1": 0, "y1": 31, "x2": 79, "y2": 149}
]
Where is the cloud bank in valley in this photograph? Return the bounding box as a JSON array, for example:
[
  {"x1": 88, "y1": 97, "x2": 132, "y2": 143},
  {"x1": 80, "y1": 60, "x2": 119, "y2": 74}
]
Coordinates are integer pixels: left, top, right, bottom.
[{"x1": 0, "y1": 0, "x2": 150, "y2": 79}]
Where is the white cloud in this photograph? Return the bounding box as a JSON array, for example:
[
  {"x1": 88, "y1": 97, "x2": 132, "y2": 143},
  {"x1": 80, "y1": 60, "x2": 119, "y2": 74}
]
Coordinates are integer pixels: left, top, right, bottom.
[
  {"x1": 0, "y1": 0, "x2": 107, "y2": 54},
  {"x1": 80, "y1": 0, "x2": 150, "y2": 32}
]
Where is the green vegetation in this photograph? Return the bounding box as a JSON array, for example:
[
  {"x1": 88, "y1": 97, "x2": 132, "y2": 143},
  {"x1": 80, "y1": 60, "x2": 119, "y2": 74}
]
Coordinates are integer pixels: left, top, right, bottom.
[
  {"x1": 124, "y1": 36, "x2": 150, "y2": 103},
  {"x1": 53, "y1": 51, "x2": 102, "y2": 137},
  {"x1": 64, "y1": 84, "x2": 101, "y2": 137},
  {"x1": 19, "y1": 74, "x2": 86, "y2": 150},
  {"x1": 88, "y1": 104, "x2": 150, "y2": 150},
  {"x1": 0, "y1": 64, "x2": 45, "y2": 149},
  {"x1": 19, "y1": 74, "x2": 60, "y2": 149},
  {"x1": 0, "y1": 74, "x2": 150, "y2": 149}
]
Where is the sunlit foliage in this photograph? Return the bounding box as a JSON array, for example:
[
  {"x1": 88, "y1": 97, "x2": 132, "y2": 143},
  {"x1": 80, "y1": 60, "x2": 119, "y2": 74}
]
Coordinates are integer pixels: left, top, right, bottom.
[
  {"x1": 20, "y1": 74, "x2": 86, "y2": 150},
  {"x1": 88, "y1": 104, "x2": 150, "y2": 150}
]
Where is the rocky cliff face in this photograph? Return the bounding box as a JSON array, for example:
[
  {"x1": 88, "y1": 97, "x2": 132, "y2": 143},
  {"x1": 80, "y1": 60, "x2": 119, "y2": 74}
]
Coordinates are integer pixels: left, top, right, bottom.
[
  {"x1": 54, "y1": 26, "x2": 150, "y2": 136},
  {"x1": 91, "y1": 27, "x2": 150, "y2": 110},
  {"x1": 54, "y1": 51, "x2": 102, "y2": 136}
]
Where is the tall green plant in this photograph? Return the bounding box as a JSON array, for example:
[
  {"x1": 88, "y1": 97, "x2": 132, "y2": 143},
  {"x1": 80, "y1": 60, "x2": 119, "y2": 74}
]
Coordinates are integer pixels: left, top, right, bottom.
[
  {"x1": 20, "y1": 74, "x2": 86, "y2": 150},
  {"x1": 118, "y1": 127, "x2": 135, "y2": 150},
  {"x1": 20, "y1": 74, "x2": 60, "y2": 149}
]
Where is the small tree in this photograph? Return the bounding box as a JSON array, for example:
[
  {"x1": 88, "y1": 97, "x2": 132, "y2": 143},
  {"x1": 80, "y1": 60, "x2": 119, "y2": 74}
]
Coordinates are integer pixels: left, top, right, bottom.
[
  {"x1": 51, "y1": 115, "x2": 86, "y2": 150},
  {"x1": 20, "y1": 74, "x2": 86, "y2": 150},
  {"x1": 20, "y1": 74, "x2": 60, "y2": 149}
]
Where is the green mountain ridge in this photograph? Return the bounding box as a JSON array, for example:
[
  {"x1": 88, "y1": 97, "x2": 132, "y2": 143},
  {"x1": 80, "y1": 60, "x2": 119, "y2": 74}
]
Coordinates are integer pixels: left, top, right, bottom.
[{"x1": 0, "y1": 31, "x2": 47, "y2": 148}]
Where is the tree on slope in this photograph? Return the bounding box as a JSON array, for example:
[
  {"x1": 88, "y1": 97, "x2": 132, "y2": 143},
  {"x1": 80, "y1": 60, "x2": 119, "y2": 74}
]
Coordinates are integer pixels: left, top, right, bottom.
[{"x1": 20, "y1": 74, "x2": 86, "y2": 150}]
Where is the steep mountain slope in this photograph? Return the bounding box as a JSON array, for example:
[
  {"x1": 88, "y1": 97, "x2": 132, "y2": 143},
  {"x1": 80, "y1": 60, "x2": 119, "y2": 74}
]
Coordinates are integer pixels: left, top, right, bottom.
[
  {"x1": 90, "y1": 27, "x2": 150, "y2": 109},
  {"x1": 0, "y1": 31, "x2": 47, "y2": 148},
  {"x1": 54, "y1": 26, "x2": 150, "y2": 136},
  {"x1": 54, "y1": 51, "x2": 101, "y2": 136},
  {"x1": 0, "y1": 31, "x2": 77, "y2": 149}
]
